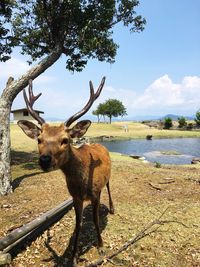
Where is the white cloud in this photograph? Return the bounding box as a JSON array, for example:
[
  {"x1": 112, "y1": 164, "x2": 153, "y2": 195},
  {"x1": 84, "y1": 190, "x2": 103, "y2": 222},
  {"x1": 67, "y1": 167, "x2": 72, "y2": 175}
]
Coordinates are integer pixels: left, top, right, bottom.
[
  {"x1": 182, "y1": 76, "x2": 200, "y2": 88},
  {"x1": 10, "y1": 73, "x2": 200, "y2": 119},
  {"x1": 0, "y1": 57, "x2": 29, "y2": 78},
  {"x1": 64, "y1": 75, "x2": 200, "y2": 117},
  {"x1": 134, "y1": 75, "x2": 185, "y2": 108},
  {"x1": 103, "y1": 75, "x2": 200, "y2": 116},
  {"x1": 34, "y1": 75, "x2": 56, "y2": 85},
  {"x1": 0, "y1": 57, "x2": 56, "y2": 85}
]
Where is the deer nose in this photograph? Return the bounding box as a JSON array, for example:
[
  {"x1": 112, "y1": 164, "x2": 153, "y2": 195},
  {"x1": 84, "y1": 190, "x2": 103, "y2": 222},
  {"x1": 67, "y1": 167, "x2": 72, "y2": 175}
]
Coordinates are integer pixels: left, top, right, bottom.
[{"x1": 39, "y1": 155, "x2": 52, "y2": 171}]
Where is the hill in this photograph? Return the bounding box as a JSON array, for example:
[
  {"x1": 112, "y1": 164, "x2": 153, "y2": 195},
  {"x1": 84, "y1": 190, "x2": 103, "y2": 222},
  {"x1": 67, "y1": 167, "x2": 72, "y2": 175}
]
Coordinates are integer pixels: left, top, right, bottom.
[{"x1": 160, "y1": 114, "x2": 194, "y2": 121}]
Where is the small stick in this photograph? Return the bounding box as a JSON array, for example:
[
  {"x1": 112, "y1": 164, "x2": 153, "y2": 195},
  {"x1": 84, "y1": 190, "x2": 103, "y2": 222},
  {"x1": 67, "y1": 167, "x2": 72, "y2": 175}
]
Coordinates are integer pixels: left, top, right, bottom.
[
  {"x1": 84, "y1": 208, "x2": 188, "y2": 267},
  {"x1": 148, "y1": 182, "x2": 162, "y2": 191},
  {"x1": 159, "y1": 180, "x2": 175, "y2": 184}
]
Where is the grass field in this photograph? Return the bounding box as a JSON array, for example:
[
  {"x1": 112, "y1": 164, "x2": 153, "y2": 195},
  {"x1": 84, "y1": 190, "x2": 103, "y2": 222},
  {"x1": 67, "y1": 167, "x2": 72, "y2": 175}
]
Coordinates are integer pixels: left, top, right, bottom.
[
  {"x1": 11, "y1": 121, "x2": 200, "y2": 148},
  {"x1": 0, "y1": 122, "x2": 199, "y2": 266}
]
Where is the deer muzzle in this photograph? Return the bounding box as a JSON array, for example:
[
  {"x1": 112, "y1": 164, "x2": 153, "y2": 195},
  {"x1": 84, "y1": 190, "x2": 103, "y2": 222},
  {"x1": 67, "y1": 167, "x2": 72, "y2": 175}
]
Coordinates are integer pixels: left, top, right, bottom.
[{"x1": 39, "y1": 154, "x2": 52, "y2": 171}]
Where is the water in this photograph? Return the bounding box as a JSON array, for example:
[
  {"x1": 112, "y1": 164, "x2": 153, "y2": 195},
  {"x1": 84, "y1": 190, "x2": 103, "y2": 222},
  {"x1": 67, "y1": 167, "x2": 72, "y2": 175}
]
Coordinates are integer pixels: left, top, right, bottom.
[{"x1": 99, "y1": 138, "x2": 200, "y2": 164}]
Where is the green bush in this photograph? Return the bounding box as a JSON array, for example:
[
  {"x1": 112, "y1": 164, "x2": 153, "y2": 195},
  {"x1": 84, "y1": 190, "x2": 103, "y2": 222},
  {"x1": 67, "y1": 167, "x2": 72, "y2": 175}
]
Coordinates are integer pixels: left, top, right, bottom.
[
  {"x1": 164, "y1": 117, "x2": 173, "y2": 129},
  {"x1": 178, "y1": 116, "x2": 187, "y2": 128}
]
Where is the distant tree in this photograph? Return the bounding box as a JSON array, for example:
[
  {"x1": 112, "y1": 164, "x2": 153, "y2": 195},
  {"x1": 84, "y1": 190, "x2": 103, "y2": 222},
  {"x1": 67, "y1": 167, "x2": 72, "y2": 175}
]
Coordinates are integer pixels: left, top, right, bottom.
[
  {"x1": 195, "y1": 111, "x2": 200, "y2": 127},
  {"x1": 187, "y1": 122, "x2": 194, "y2": 130},
  {"x1": 164, "y1": 117, "x2": 173, "y2": 129},
  {"x1": 101, "y1": 99, "x2": 127, "y2": 123},
  {"x1": 93, "y1": 103, "x2": 107, "y2": 123},
  {"x1": 178, "y1": 116, "x2": 187, "y2": 128},
  {"x1": 92, "y1": 110, "x2": 100, "y2": 123},
  {"x1": 0, "y1": 0, "x2": 146, "y2": 195},
  {"x1": 0, "y1": 0, "x2": 16, "y2": 62}
]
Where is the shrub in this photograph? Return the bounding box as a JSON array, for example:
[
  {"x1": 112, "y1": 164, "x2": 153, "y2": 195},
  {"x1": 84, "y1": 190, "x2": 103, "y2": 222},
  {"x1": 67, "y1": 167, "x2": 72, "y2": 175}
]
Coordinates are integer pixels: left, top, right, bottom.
[
  {"x1": 178, "y1": 116, "x2": 187, "y2": 128},
  {"x1": 187, "y1": 122, "x2": 194, "y2": 130},
  {"x1": 164, "y1": 117, "x2": 173, "y2": 129},
  {"x1": 155, "y1": 161, "x2": 161, "y2": 168}
]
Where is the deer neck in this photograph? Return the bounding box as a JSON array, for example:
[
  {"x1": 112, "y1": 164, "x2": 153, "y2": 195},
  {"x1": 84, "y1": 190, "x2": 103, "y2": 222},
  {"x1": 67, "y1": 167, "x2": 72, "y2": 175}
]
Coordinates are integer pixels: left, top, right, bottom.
[{"x1": 60, "y1": 144, "x2": 84, "y2": 176}]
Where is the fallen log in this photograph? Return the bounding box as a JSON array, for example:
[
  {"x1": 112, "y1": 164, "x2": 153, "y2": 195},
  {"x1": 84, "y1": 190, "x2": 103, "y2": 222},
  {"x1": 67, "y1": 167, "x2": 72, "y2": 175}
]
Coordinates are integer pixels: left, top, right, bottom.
[{"x1": 0, "y1": 198, "x2": 73, "y2": 255}]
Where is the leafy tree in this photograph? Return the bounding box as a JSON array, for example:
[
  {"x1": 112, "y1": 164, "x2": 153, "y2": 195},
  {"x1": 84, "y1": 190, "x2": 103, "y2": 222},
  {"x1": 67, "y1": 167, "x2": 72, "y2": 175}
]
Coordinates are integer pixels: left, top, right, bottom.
[
  {"x1": 0, "y1": 0, "x2": 16, "y2": 62},
  {"x1": 101, "y1": 99, "x2": 127, "y2": 123},
  {"x1": 93, "y1": 103, "x2": 107, "y2": 123},
  {"x1": 195, "y1": 111, "x2": 200, "y2": 127},
  {"x1": 164, "y1": 117, "x2": 173, "y2": 129},
  {"x1": 178, "y1": 116, "x2": 187, "y2": 128},
  {"x1": 0, "y1": 1, "x2": 145, "y2": 195},
  {"x1": 187, "y1": 122, "x2": 193, "y2": 130},
  {"x1": 92, "y1": 109, "x2": 101, "y2": 123}
]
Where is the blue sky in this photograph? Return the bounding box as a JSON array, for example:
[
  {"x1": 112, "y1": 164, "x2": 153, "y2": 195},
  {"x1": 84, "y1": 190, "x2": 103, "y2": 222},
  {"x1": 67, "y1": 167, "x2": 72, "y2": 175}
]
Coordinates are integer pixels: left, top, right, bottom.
[{"x1": 0, "y1": 0, "x2": 200, "y2": 120}]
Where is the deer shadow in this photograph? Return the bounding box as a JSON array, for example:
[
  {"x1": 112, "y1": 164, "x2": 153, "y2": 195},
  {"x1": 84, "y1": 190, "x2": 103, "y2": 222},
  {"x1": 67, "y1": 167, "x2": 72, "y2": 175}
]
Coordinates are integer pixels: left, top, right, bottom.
[
  {"x1": 44, "y1": 203, "x2": 109, "y2": 266},
  {"x1": 12, "y1": 171, "x2": 42, "y2": 191},
  {"x1": 11, "y1": 149, "x2": 39, "y2": 168},
  {"x1": 11, "y1": 150, "x2": 42, "y2": 190}
]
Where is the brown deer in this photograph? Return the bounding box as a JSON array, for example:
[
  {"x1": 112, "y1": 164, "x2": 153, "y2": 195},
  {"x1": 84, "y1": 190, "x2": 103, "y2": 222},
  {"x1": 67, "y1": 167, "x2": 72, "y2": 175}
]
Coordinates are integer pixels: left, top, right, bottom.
[{"x1": 18, "y1": 78, "x2": 114, "y2": 264}]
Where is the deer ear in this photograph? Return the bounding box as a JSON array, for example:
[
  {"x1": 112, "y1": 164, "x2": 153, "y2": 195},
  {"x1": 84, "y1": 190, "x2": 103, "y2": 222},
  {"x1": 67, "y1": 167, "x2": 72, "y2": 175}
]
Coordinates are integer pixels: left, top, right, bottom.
[
  {"x1": 69, "y1": 120, "x2": 91, "y2": 138},
  {"x1": 17, "y1": 120, "x2": 41, "y2": 139}
]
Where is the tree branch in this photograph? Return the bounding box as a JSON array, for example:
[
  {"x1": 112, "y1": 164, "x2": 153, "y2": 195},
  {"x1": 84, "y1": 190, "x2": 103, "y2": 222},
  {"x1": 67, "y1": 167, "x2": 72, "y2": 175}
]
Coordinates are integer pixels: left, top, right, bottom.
[{"x1": 1, "y1": 45, "x2": 62, "y2": 103}]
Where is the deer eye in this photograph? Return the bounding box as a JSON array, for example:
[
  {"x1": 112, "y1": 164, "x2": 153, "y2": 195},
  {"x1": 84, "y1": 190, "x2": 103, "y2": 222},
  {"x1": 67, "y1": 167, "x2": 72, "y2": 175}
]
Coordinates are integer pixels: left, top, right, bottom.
[
  {"x1": 61, "y1": 138, "x2": 69, "y2": 145},
  {"x1": 38, "y1": 138, "x2": 42, "y2": 144}
]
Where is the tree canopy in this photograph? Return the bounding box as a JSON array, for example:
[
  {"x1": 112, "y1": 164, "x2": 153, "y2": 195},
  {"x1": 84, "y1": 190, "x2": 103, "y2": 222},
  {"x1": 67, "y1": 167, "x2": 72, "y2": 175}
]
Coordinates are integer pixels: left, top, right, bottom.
[
  {"x1": 195, "y1": 110, "x2": 200, "y2": 127},
  {"x1": 1, "y1": 0, "x2": 146, "y2": 71},
  {"x1": 0, "y1": 0, "x2": 16, "y2": 61}
]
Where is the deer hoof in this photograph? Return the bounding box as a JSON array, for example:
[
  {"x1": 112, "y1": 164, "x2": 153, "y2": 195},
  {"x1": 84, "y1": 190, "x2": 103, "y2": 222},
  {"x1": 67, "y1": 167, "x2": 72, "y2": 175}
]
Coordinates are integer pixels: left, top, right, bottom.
[
  {"x1": 72, "y1": 257, "x2": 78, "y2": 267},
  {"x1": 110, "y1": 206, "x2": 115, "y2": 214},
  {"x1": 98, "y1": 247, "x2": 105, "y2": 256}
]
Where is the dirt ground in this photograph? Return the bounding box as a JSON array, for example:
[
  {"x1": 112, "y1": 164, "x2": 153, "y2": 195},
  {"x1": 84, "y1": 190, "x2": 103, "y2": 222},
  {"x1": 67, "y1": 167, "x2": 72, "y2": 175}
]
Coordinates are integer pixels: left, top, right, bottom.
[{"x1": 0, "y1": 151, "x2": 200, "y2": 267}]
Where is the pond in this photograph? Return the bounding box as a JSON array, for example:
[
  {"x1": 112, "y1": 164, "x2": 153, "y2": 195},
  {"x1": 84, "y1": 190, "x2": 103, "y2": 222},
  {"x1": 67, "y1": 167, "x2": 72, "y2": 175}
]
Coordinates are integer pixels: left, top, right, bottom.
[{"x1": 99, "y1": 138, "x2": 200, "y2": 164}]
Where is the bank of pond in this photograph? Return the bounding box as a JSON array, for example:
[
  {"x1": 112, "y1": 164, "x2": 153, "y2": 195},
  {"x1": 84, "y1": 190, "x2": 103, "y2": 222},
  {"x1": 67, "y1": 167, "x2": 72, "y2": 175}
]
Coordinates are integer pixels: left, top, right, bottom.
[{"x1": 99, "y1": 137, "x2": 200, "y2": 165}]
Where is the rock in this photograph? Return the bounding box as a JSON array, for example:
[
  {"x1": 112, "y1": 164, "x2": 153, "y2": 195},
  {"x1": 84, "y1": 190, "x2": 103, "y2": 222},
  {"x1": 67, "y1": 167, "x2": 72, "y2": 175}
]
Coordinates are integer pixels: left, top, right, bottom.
[
  {"x1": 191, "y1": 157, "x2": 200, "y2": 164},
  {"x1": 146, "y1": 135, "x2": 153, "y2": 140},
  {"x1": 0, "y1": 253, "x2": 12, "y2": 265},
  {"x1": 129, "y1": 155, "x2": 141, "y2": 159}
]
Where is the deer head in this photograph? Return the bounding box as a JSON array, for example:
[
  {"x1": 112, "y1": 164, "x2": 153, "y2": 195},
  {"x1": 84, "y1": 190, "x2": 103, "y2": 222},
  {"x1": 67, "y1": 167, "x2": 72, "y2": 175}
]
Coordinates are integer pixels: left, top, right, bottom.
[{"x1": 18, "y1": 78, "x2": 105, "y2": 171}]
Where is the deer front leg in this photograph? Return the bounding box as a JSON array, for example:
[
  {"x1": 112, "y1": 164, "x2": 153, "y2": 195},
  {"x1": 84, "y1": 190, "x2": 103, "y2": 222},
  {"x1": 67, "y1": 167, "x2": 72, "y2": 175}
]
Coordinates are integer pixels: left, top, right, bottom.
[{"x1": 72, "y1": 198, "x2": 83, "y2": 265}]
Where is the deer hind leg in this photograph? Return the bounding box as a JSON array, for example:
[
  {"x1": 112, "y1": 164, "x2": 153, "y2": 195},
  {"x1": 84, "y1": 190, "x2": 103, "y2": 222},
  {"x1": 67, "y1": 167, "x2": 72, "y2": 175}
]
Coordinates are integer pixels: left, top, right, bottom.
[
  {"x1": 72, "y1": 198, "x2": 83, "y2": 264},
  {"x1": 92, "y1": 193, "x2": 103, "y2": 248},
  {"x1": 106, "y1": 181, "x2": 114, "y2": 214}
]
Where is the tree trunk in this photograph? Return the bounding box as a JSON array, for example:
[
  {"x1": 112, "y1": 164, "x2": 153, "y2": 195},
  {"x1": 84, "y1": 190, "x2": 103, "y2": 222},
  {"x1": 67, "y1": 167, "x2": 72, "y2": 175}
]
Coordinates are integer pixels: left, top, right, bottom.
[
  {"x1": 0, "y1": 99, "x2": 12, "y2": 195},
  {"x1": 0, "y1": 46, "x2": 62, "y2": 195},
  {"x1": 109, "y1": 115, "x2": 112, "y2": 124}
]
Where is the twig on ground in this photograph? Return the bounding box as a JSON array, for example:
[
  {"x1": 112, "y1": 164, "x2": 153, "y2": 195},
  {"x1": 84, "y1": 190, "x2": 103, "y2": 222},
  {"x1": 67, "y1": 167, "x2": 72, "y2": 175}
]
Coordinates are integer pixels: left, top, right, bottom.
[
  {"x1": 159, "y1": 180, "x2": 175, "y2": 184},
  {"x1": 148, "y1": 182, "x2": 162, "y2": 191},
  {"x1": 84, "y1": 208, "x2": 188, "y2": 267}
]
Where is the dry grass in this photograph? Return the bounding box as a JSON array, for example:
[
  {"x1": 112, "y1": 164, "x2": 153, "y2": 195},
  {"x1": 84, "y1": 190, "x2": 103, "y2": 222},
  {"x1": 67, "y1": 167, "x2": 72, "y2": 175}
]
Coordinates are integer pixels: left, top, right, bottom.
[
  {"x1": 0, "y1": 123, "x2": 199, "y2": 266},
  {"x1": 86, "y1": 121, "x2": 200, "y2": 139}
]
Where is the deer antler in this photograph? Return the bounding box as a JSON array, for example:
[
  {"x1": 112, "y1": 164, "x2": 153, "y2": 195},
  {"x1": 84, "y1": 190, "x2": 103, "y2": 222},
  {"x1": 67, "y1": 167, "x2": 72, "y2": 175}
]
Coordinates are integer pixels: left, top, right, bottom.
[
  {"x1": 23, "y1": 79, "x2": 45, "y2": 125},
  {"x1": 65, "y1": 77, "x2": 106, "y2": 127}
]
